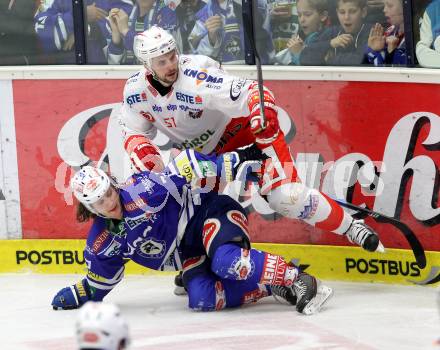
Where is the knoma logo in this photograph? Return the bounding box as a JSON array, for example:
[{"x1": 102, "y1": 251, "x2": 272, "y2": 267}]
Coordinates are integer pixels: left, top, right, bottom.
[
  {"x1": 16, "y1": 250, "x2": 85, "y2": 265},
  {"x1": 346, "y1": 258, "x2": 421, "y2": 277}
]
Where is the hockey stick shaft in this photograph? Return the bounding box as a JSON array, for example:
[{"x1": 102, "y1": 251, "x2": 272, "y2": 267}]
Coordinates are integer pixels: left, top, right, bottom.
[
  {"x1": 242, "y1": 0, "x2": 266, "y2": 125},
  {"x1": 335, "y1": 199, "x2": 426, "y2": 269}
]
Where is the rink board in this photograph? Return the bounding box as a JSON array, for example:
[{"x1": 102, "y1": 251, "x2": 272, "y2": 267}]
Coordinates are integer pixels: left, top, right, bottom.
[{"x1": 1, "y1": 239, "x2": 440, "y2": 286}]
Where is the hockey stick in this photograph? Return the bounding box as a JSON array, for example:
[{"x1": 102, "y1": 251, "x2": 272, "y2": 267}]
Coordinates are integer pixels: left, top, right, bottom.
[
  {"x1": 243, "y1": 0, "x2": 427, "y2": 268},
  {"x1": 334, "y1": 199, "x2": 426, "y2": 269},
  {"x1": 242, "y1": 0, "x2": 266, "y2": 126}
]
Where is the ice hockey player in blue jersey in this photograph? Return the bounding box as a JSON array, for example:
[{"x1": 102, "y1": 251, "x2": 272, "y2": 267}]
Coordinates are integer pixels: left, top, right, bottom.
[{"x1": 51, "y1": 147, "x2": 333, "y2": 315}]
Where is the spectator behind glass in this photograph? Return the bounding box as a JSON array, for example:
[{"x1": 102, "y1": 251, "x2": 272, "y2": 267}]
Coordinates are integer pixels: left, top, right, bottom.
[
  {"x1": 416, "y1": 0, "x2": 440, "y2": 68},
  {"x1": 366, "y1": 0, "x2": 405, "y2": 66},
  {"x1": 188, "y1": 0, "x2": 274, "y2": 64},
  {"x1": 274, "y1": 0, "x2": 329, "y2": 65},
  {"x1": 269, "y1": 0, "x2": 299, "y2": 53},
  {"x1": 328, "y1": 0, "x2": 386, "y2": 25},
  {"x1": 35, "y1": 0, "x2": 133, "y2": 64},
  {"x1": 300, "y1": 0, "x2": 371, "y2": 65},
  {"x1": 108, "y1": 0, "x2": 168, "y2": 64},
  {"x1": 162, "y1": 0, "x2": 207, "y2": 54},
  {"x1": 0, "y1": 0, "x2": 41, "y2": 65}
]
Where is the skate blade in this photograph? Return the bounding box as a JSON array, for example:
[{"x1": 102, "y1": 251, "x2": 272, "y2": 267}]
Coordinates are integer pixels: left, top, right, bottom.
[
  {"x1": 174, "y1": 286, "x2": 187, "y2": 296},
  {"x1": 302, "y1": 284, "x2": 333, "y2": 315},
  {"x1": 376, "y1": 241, "x2": 385, "y2": 253}
]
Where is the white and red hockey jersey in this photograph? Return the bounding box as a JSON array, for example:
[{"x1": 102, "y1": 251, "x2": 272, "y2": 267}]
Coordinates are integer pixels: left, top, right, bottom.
[{"x1": 119, "y1": 54, "x2": 254, "y2": 154}]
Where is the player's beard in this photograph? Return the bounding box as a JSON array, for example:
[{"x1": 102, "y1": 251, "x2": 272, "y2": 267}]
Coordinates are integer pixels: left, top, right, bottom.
[{"x1": 155, "y1": 69, "x2": 179, "y2": 87}]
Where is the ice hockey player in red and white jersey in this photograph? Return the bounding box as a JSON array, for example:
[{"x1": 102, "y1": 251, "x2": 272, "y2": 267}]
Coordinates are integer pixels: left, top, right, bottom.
[{"x1": 119, "y1": 26, "x2": 385, "y2": 253}]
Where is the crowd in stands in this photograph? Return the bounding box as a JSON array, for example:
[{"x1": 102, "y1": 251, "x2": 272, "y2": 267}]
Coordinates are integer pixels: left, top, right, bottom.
[{"x1": 0, "y1": 0, "x2": 438, "y2": 67}]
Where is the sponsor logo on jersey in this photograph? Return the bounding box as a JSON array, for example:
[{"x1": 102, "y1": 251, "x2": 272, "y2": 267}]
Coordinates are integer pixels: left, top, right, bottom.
[
  {"x1": 176, "y1": 91, "x2": 198, "y2": 104},
  {"x1": 206, "y1": 83, "x2": 221, "y2": 90},
  {"x1": 298, "y1": 194, "x2": 319, "y2": 220},
  {"x1": 230, "y1": 78, "x2": 247, "y2": 101},
  {"x1": 173, "y1": 129, "x2": 216, "y2": 150},
  {"x1": 140, "y1": 111, "x2": 155, "y2": 122},
  {"x1": 124, "y1": 197, "x2": 147, "y2": 211},
  {"x1": 180, "y1": 57, "x2": 191, "y2": 65},
  {"x1": 102, "y1": 240, "x2": 122, "y2": 257},
  {"x1": 92, "y1": 230, "x2": 110, "y2": 253},
  {"x1": 128, "y1": 72, "x2": 140, "y2": 80},
  {"x1": 87, "y1": 271, "x2": 109, "y2": 283},
  {"x1": 152, "y1": 104, "x2": 162, "y2": 112},
  {"x1": 126, "y1": 92, "x2": 147, "y2": 106},
  {"x1": 199, "y1": 161, "x2": 216, "y2": 177},
  {"x1": 125, "y1": 212, "x2": 157, "y2": 230},
  {"x1": 137, "y1": 238, "x2": 166, "y2": 258},
  {"x1": 176, "y1": 157, "x2": 194, "y2": 181},
  {"x1": 260, "y1": 253, "x2": 287, "y2": 285},
  {"x1": 127, "y1": 72, "x2": 141, "y2": 84},
  {"x1": 188, "y1": 110, "x2": 203, "y2": 119},
  {"x1": 214, "y1": 122, "x2": 243, "y2": 153},
  {"x1": 183, "y1": 68, "x2": 224, "y2": 86},
  {"x1": 345, "y1": 258, "x2": 421, "y2": 277},
  {"x1": 243, "y1": 287, "x2": 269, "y2": 304}
]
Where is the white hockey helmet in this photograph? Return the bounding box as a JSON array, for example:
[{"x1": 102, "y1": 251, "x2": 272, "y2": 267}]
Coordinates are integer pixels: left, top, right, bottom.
[
  {"x1": 133, "y1": 26, "x2": 177, "y2": 69},
  {"x1": 76, "y1": 301, "x2": 130, "y2": 350},
  {"x1": 70, "y1": 166, "x2": 111, "y2": 212}
]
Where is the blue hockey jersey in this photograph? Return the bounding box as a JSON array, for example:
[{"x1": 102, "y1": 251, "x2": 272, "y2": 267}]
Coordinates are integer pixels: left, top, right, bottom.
[{"x1": 82, "y1": 149, "x2": 240, "y2": 300}]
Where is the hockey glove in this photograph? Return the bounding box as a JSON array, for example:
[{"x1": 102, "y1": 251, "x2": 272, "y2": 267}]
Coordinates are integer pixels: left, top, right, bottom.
[
  {"x1": 247, "y1": 83, "x2": 280, "y2": 144},
  {"x1": 219, "y1": 144, "x2": 267, "y2": 182},
  {"x1": 51, "y1": 279, "x2": 91, "y2": 310},
  {"x1": 124, "y1": 135, "x2": 165, "y2": 172}
]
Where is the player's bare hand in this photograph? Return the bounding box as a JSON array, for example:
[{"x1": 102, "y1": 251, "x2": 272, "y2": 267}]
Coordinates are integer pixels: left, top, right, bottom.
[
  {"x1": 86, "y1": 2, "x2": 108, "y2": 23},
  {"x1": 330, "y1": 34, "x2": 353, "y2": 48},
  {"x1": 386, "y1": 35, "x2": 399, "y2": 53},
  {"x1": 368, "y1": 23, "x2": 385, "y2": 51},
  {"x1": 287, "y1": 35, "x2": 304, "y2": 54}
]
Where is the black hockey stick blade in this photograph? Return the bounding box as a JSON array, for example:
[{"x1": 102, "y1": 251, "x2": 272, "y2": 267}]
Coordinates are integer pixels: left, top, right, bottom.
[{"x1": 335, "y1": 199, "x2": 426, "y2": 269}]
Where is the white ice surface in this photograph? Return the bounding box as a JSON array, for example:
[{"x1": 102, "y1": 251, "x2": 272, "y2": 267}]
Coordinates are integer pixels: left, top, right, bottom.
[{"x1": 0, "y1": 274, "x2": 438, "y2": 350}]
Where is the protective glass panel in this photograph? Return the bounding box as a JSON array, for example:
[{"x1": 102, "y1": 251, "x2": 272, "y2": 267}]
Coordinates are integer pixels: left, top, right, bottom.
[
  {"x1": 0, "y1": 0, "x2": 68, "y2": 65},
  {"x1": 413, "y1": 0, "x2": 440, "y2": 68},
  {"x1": 99, "y1": 0, "x2": 247, "y2": 65},
  {"x1": 265, "y1": 0, "x2": 407, "y2": 66},
  {"x1": 32, "y1": 0, "x2": 76, "y2": 64}
]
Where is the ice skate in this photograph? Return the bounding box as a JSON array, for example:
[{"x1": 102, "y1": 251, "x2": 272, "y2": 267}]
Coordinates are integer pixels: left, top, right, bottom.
[
  {"x1": 270, "y1": 284, "x2": 297, "y2": 306},
  {"x1": 173, "y1": 272, "x2": 187, "y2": 296},
  {"x1": 345, "y1": 219, "x2": 385, "y2": 253},
  {"x1": 293, "y1": 273, "x2": 333, "y2": 315}
]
